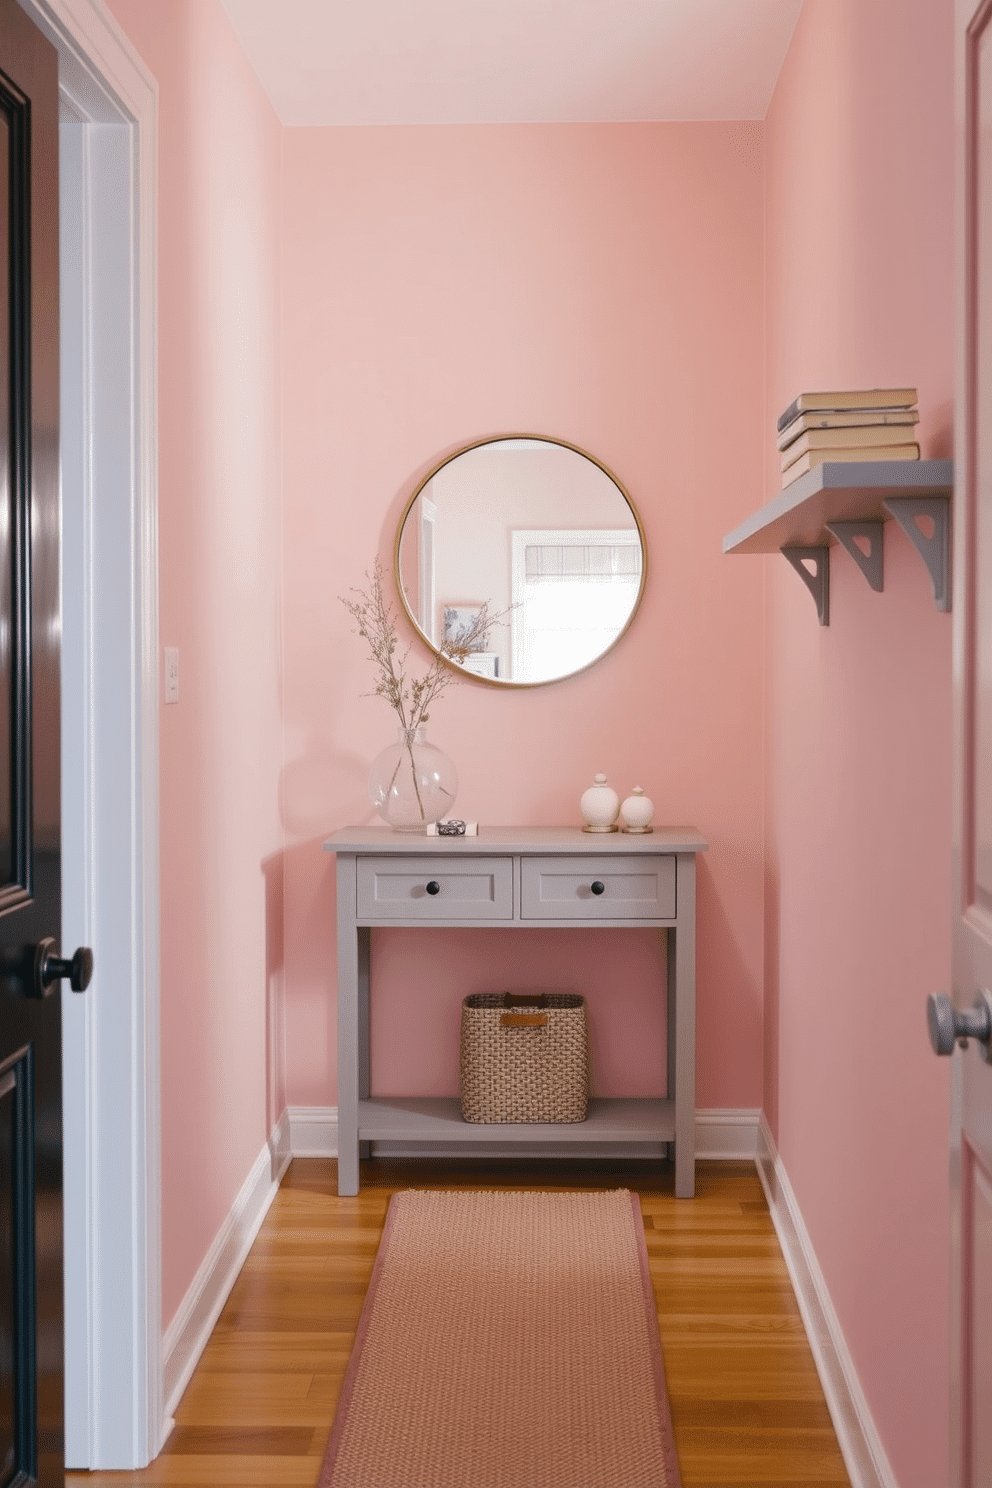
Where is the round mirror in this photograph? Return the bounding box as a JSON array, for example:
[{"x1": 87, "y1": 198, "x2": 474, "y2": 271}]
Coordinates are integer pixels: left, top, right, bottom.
[{"x1": 394, "y1": 436, "x2": 647, "y2": 687}]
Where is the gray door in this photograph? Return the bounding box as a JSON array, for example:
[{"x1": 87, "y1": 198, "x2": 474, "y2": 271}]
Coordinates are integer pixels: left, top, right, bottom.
[{"x1": 0, "y1": 5, "x2": 91, "y2": 1483}]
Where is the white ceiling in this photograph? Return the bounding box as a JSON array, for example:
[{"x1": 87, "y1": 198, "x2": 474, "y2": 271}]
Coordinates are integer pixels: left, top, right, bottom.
[{"x1": 219, "y1": 0, "x2": 805, "y2": 127}]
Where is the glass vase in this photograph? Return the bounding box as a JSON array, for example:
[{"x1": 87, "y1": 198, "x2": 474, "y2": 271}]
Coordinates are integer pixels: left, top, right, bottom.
[{"x1": 367, "y1": 726, "x2": 458, "y2": 832}]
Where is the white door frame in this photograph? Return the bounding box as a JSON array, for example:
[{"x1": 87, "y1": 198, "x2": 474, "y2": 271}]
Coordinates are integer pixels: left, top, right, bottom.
[{"x1": 17, "y1": 0, "x2": 161, "y2": 1468}]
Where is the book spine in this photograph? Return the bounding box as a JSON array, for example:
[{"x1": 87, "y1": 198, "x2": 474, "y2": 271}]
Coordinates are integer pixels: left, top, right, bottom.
[
  {"x1": 776, "y1": 397, "x2": 801, "y2": 433},
  {"x1": 781, "y1": 446, "x2": 920, "y2": 487},
  {"x1": 780, "y1": 433, "x2": 920, "y2": 472},
  {"x1": 777, "y1": 389, "x2": 917, "y2": 433},
  {"x1": 776, "y1": 409, "x2": 919, "y2": 451}
]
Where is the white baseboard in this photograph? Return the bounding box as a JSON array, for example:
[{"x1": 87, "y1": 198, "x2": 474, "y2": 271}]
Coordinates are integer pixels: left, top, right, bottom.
[
  {"x1": 755, "y1": 1116, "x2": 898, "y2": 1488},
  {"x1": 269, "y1": 1102, "x2": 292, "y2": 1175},
  {"x1": 286, "y1": 1106, "x2": 760, "y2": 1161},
  {"x1": 288, "y1": 1104, "x2": 340, "y2": 1156},
  {"x1": 161, "y1": 1110, "x2": 291, "y2": 1429},
  {"x1": 694, "y1": 1107, "x2": 760, "y2": 1158}
]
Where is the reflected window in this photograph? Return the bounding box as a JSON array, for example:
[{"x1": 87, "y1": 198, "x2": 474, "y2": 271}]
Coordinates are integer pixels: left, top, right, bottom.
[{"x1": 510, "y1": 529, "x2": 642, "y2": 683}]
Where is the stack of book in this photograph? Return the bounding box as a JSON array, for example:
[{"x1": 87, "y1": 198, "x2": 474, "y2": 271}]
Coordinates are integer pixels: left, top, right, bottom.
[{"x1": 778, "y1": 388, "x2": 919, "y2": 488}]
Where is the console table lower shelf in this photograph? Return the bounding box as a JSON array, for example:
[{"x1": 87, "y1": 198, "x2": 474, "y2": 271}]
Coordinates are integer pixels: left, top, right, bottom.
[{"x1": 355, "y1": 1095, "x2": 677, "y2": 1146}]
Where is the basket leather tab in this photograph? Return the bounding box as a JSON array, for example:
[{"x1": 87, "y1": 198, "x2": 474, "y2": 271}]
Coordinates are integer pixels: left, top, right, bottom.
[{"x1": 500, "y1": 1012, "x2": 549, "y2": 1028}]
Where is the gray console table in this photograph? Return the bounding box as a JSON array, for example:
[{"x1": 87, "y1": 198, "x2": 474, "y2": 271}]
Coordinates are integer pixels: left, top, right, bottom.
[{"x1": 323, "y1": 825, "x2": 708, "y2": 1198}]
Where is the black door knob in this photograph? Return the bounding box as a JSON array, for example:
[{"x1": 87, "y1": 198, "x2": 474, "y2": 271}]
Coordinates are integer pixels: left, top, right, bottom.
[
  {"x1": 590, "y1": 880, "x2": 606, "y2": 896},
  {"x1": 35, "y1": 938, "x2": 93, "y2": 995},
  {"x1": 426, "y1": 880, "x2": 441, "y2": 896}
]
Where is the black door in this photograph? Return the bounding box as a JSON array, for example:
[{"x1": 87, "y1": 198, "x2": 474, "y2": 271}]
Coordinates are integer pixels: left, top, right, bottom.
[{"x1": 0, "y1": 6, "x2": 90, "y2": 1483}]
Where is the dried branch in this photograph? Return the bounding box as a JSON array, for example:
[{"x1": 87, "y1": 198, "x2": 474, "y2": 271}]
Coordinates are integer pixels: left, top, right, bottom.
[{"x1": 340, "y1": 557, "x2": 505, "y2": 730}]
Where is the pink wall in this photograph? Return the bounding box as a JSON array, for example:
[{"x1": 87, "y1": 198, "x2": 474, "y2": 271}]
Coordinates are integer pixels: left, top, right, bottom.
[
  {"x1": 763, "y1": 2, "x2": 953, "y2": 1484},
  {"x1": 101, "y1": 0, "x2": 285, "y2": 1327},
  {"x1": 77, "y1": 11, "x2": 960, "y2": 1478},
  {"x1": 280, "y1": 124, "x2": 766, "y2": 1118}
]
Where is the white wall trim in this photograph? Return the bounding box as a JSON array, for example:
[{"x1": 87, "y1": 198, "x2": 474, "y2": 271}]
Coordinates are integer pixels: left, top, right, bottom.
[
  {"x1": 755, "y1": 1117, "x2": 898, "y2": 1488},
  {"x1": 289, "y1": 1104, "x2": 341, "y2": 1157},
  {"x1": 287, "y1": 1106, "x2": 761, "y2": 1161},
  {"x1": 24, "y1": 0, "x2": 157, "y2": 121},
  {"x1": 694, "y1": 1107, "x2": 760, "y2": 1158},
  {"x1": 162, "y1": 1115, "x2": 292, "y2": 1424},
  {"x1": 24, "y1": 0, "x2": 161, "y2": 1469}
]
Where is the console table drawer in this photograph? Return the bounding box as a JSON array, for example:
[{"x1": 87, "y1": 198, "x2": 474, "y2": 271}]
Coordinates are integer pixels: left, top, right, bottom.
[
  {"x1": 520, "y1": 855, "x2": 676, "y2": 920},
  {"x1": 356, "y1": 855, "x2": 513, "y2": 921}
]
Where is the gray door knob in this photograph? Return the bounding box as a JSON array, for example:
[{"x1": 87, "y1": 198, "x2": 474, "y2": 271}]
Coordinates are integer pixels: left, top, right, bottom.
[{"x1": 927, "y1": 991, "x2": 992, "y2": 1060}]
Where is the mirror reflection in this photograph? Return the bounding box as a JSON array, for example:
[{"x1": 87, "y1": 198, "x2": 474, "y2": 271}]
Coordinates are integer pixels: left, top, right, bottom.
[{"x1": 394, "y1": 436, "x2": 646, "y2": 687}]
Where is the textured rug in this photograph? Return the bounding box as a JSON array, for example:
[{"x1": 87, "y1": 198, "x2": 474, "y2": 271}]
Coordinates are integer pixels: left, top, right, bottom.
[{"x1": 317, "y1": 1189, "x2": 682, "y2": 1488}]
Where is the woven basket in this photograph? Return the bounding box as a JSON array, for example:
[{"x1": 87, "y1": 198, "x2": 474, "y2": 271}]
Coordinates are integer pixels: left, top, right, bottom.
[{"x1": 459, "y1": 992, "x2": 589, "y2": 1124}]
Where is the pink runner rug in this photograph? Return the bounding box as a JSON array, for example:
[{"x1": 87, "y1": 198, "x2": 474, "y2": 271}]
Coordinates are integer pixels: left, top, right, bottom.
[{"x1": 318, "y1": 1188, "x2": 682, "y2": 1488}]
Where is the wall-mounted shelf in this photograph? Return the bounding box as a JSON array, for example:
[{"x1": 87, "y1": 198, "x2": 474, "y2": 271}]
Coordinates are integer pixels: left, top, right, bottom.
[{"x1": 722, "y1": 459, "x2": 954, "y2": 624}]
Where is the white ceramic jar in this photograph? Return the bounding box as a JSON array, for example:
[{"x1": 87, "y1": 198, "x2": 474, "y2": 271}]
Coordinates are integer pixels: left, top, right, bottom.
[
  {"x1": 620, "y1": 785, "x2": 654, "y2": 834},
  {"x1": 580, "y1": 773, "x2": 620, "y2": 833}
]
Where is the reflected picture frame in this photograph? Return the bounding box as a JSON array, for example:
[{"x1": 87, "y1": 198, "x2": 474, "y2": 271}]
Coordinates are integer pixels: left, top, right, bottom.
[{"x1": 442, "y1": 603, "x2": 487, "y2": 651}]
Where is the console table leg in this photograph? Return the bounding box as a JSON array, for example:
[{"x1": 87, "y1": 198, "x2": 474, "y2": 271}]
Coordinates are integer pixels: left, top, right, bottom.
[
  {"x1": 674, "y1": 1134, "x2": 694, "y2": 1197},
  {"x1": 336, "y1": 854, "x2": 362, "y2": 1196},
  {"x1": 671, "y1": 856, "x2": 697, "y2": 1198},
  {"x1": 337, "y1": 1138, "x2": 360, "y2": 1196}
]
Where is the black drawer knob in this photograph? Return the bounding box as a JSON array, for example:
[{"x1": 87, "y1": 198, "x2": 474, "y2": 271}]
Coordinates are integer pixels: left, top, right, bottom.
[
  {"x1": 590, "y1": 880, "x2": 605, "y2": 896},
  {"x1": 426, "y1": 880, "x2": 441, "y2": 896}
]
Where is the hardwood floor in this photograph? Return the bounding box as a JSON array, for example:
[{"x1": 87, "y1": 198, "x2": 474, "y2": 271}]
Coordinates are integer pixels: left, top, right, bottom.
[{"x1": 67, "y1": 1157, "x2": 851, "y2": 1487}]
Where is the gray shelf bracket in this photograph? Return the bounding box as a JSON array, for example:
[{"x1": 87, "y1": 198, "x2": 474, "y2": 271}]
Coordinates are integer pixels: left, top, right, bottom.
[
  {"x1": 882, "y1": 496, "x2": 951, "y2": 611},
  {"x1": 781, "y1": 544, "x2": 830, "y2": 625},
  {"x1": 826, "y1": 520, "x2": 884, "y2": 592}
]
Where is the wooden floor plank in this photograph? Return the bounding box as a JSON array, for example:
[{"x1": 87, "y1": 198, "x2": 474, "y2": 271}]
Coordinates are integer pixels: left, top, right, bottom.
[{"x1": 67, "y1": 1157, "x2": 851, "y2": 1488}]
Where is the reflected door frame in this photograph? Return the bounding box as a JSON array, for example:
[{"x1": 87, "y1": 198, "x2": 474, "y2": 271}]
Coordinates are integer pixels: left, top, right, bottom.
[{"x1": 417, "y1": 493, "x2": 436, "y2": 644}]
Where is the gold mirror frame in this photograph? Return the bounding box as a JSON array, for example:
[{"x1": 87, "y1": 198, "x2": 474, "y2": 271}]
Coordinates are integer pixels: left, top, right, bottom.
[{"x1": 393, "y1": 434, "x2": 648, "y2": 688}]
